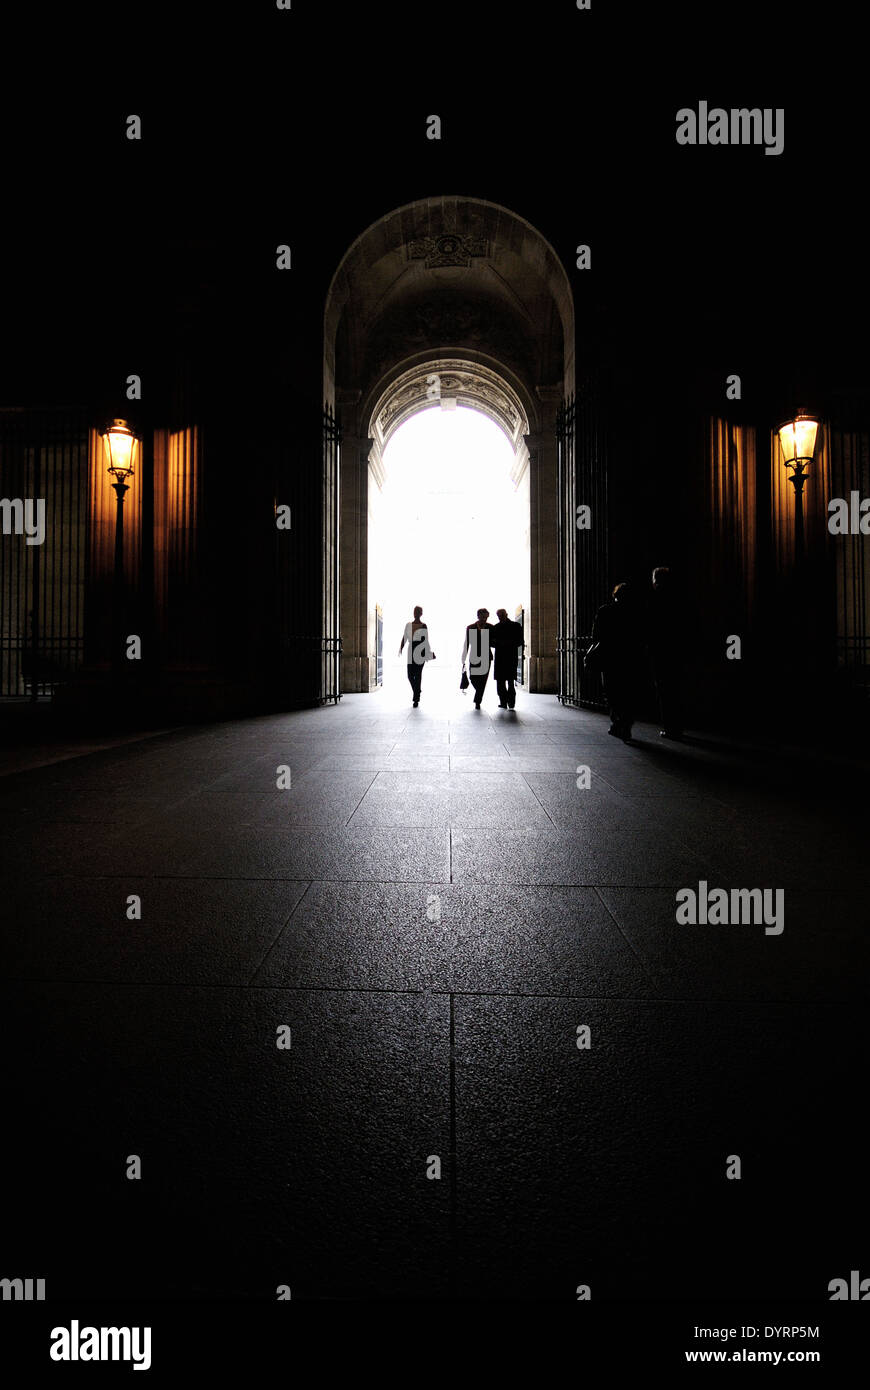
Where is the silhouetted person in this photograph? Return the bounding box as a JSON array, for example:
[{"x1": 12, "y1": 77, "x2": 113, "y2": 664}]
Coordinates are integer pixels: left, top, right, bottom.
[
  {"x1": 491, "y1": 608, "x2": 523, "y2": 709},
  {"x1": 399, "y1": 605, "x2": 435, "y2": 707},
  {"x1": 649, "y1": 566, "x2": 685, "y2": 738},
  {"x1": 589, "y1": 582, "x2": 644, "y2": 741},
  {"x1": 462, "y1": 608, "x2": 494, "y2": 709}
]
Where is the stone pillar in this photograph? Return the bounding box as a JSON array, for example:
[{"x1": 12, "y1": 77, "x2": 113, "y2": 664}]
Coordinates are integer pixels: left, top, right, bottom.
[
  {"x1": 528, "y1": 386, "x2": 561, "y2": 691},
  {"x1": 337, "y1": 393, "x2": 370, "y2": 692}
]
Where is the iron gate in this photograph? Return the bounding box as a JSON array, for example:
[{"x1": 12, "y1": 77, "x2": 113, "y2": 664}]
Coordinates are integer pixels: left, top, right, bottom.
[
  {"x1": 0, "y1": 408, "x2": 89, "y2": 700},
  {"x1": 557, "y1": 376, "x2": 609, "y2": 709},
  {"x1": 321, "y1": 403, "x2": 342, "y2": 703}
]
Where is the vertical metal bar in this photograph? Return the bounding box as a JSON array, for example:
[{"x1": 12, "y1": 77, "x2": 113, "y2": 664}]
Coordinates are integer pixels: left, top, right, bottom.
[
  {"x1": 319, "y1": 403, "x2": 342, "y2": 704},
  {"x1": 334, "y1": 407, "x2": 341, "y2": 701},
  {"x1": 557, "y1": 375, "x2": 608, "y2": 711},
  {"x1": 30, "y1": 427, "x2": 41, "y2": 701},
  {"x1": 556, "y1": 399, "x2": 566, "y2": 703}
]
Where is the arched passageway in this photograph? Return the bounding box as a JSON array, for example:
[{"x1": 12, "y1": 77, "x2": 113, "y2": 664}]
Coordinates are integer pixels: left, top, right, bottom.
[
  {"x1": 323, "y1": 196, "x2": 575, "y2": 694},
  {"x1": 370, "y1": 397, "x2": 529, "y2": 696}
]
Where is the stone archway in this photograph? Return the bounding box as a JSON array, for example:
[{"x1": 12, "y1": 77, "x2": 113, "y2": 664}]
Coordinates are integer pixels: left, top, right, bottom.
[
  {"x1": 324, "y1": 196, "x2": 574, "y2": 692},
  {"x1": 369, "y1": 359, "x2": 530, "y2": 467},
  {"x1": 367, "y1": 360, "x2": 532, "y2": 689}
]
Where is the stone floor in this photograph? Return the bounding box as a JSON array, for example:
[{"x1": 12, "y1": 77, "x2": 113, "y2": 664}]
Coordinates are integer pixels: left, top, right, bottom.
[{"x1": 1, "y1": 668, "x2": 867, "y2": 1300}]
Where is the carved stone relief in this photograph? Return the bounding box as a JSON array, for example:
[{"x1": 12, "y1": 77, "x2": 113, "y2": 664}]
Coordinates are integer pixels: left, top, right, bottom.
[
  {"x1": 369, "y1": 359, "x2": 529, "y2": 455},
  {"x1": 407, "y1": 233, "x2": 488, "y2": 268}
]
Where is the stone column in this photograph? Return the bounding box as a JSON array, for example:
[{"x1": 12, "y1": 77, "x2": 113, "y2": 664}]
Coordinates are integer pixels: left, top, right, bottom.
[
  {"x1": 528, "y1": 385, "x2": 561, "y2": 691},
  {"x1": 337, "y1": 392, "x2": 370, "y2": 692}
]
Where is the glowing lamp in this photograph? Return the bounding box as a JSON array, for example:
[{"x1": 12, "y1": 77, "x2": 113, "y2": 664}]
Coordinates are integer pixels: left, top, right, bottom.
[
  {"x1": 778, "y1": 409, "x2": 819, "y2": 481},
  {"x1": 777, "y1": 408, "x2": 820, "y2": 566},
  {"x1": 101, "y1": 419, "x2": 138, "y2": 480}
]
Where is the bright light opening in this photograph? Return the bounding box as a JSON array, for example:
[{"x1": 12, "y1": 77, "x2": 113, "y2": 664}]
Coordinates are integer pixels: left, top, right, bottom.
[{"x1": 369, "y1": 405, "x2": 530, "y2": 701}]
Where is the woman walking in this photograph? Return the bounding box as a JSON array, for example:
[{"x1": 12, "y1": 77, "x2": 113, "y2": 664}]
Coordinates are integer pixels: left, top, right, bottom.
[{"x1": 399, "y1": 605, "x2": 435, "y2": 706}]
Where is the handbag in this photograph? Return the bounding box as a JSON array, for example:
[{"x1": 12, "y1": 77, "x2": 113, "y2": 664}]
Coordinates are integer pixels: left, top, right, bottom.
[{"x1": 459, "y1": 669, "x2": 470, "y2": 691}]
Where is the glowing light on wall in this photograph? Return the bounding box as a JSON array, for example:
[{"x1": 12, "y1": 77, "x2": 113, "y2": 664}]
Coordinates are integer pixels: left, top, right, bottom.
[
  {"x1": 777, "y1": 410, "x2": 820, "y2": 476},
  {"x1": 100, "y1": 418, "x2": 139, "y2": 479}
]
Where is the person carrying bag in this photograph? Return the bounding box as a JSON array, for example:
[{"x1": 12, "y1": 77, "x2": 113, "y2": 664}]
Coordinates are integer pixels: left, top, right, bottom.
[{"x1": 461, "y1": 608, "x2": 494, "y2": 709}]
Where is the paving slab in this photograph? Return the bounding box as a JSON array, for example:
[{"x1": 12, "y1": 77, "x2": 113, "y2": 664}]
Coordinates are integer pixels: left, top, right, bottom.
[
  {"x1": 451, "y1": 826, "x2": 715, "y2": 887},
  {"x1": 452, "y1": 994, "x2": 866, "y2": 1299},
  {"x1": 347, "y1": 770, "x2": 552, "y2": 830},
  {"x1": 0, "y1": 876, "x2": 307, "y2": 985},
  {"x1": 0, "y1": 983, "x2": 451, "y2": 1299},
  {"x1": 253, "y1": 881, "x2": 658, "y2": 996}
]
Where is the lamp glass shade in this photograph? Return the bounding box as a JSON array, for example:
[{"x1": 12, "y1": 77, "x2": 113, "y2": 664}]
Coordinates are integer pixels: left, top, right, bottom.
[
  {"x1": 102, "y1": 420, "x2": 137, "y2": 477},
  {"x1": 778, "y1": 414, "x2": 819, "y2": 468}
]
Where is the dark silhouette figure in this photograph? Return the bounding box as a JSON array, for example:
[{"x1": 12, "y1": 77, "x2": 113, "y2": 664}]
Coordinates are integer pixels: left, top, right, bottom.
[
  {"x1": 462, "y1": 608, "x2": 494, "y2": 709},
  {"x1": 492, "y1": 608, "x2": 523, "y2": 709},
  {"x1": 399, "y1": 605, "x2": 435, "y2": 707},
  {"x1": 648, "y1": 566, "x2": 686, "y2": 738},
  {"x1": 590, "y1": 582, "x2": 644, "y2": 741}
]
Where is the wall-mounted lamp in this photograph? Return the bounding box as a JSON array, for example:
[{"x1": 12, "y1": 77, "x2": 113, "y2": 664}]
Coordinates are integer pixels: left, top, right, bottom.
[
  {"x1": 777, "y1": 408, "x2": 820, "y2": 563},
  {"x1": 99, "y1": 418, "x2": 141, "y2": 663},
  {"x1": 101, "y1": 418, "x2": 138, "y2": 483}
]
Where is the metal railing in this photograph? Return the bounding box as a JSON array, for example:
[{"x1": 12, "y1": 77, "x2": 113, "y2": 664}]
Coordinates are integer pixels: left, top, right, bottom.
[
  {"x1": 557, "y1": 634, "x2": 607, "y2": 710},
  {"x1": 1, "y1": 407, "x2": 89, "y2": 701},
  {"x1": 321, "y1": 635, "x2": 342, "y2": 704},
  {"x1": 557, "y1": 378, "x2": 610, "y2": 710},
  {"x1": 282, "y1": 634, "x2": 342, "y2": 705}
]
